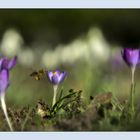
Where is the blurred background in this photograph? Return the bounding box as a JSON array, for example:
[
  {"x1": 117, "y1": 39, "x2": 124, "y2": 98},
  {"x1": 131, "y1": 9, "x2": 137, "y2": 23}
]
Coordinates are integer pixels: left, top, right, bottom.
[{"x1": 0, "y1": 9, "x2": 140, "y2": 108}]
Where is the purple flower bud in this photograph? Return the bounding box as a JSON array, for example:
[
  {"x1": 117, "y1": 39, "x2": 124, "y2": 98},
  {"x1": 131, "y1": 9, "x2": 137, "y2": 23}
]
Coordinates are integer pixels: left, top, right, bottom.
[
  {"x1": 46, "y1": 70, "x2": 66, "y2": 85},
  {"x1": 0, "y1": 56, "x2": 17, "y2": 70},
  {"x1": 0, "y1": 69, "x2": 9, "y2": 95},
  {"x1": 0, "y1": 56, "x2": 17, "y2": 95},
  {"x1": 121, "y1": 48, "x2": 140, "y2": 68}
]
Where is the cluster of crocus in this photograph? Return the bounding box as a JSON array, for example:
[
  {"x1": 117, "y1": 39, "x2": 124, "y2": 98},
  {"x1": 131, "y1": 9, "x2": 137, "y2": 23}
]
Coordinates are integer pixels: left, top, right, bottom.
[
  {"x1": 46, "y1": 70, "x2": 66, "y2": 106},
  {"x1": 0, "y1": 56, "x2": 17, "y2": 131},
  {"x1": 121, "y1": 48, "x2": 140, "y2": 119}
]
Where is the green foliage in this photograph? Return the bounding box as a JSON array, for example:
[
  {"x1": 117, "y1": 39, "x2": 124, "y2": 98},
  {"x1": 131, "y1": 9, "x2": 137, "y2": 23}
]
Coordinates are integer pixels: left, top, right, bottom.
[{"x1": 0, "y1": 89, "x2": 140, "y2": 131}]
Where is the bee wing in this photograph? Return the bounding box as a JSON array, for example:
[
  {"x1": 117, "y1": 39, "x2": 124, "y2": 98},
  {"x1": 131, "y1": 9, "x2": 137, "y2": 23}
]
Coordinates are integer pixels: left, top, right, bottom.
[
  {"x1": 30, "y1": 71, "x2": 38, "y2": 76},
  {"x1": 39, "y1": 69, "x2": 46, "y2": 78},
  {"x1": 30, "y1": 71, "x2": 40, "y2": 80}
]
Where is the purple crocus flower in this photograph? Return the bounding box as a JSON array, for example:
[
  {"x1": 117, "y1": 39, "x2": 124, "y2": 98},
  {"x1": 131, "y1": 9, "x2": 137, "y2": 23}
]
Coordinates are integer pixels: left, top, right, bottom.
[
  {"x1": 121, "y1": 48, "x2": 140, "y2": 117},
  {"x1": 121, "y1": 48, "x2": 140, "y2": 68},
  {"x1": 0, "y1": 56, "x2": 17, "y2": 131},
  {"x1": 0, "y1": 69, "x2": 9, "y2": 95},
  {"x1": 0, "y1": 56, "x2": 17, "y2": 95},
  {"x1": 46, "y1": 70, "x2": 66, "y2": 106},
  {"x1": 47, "y1": 70, "x2": 66, "y2": 85}
]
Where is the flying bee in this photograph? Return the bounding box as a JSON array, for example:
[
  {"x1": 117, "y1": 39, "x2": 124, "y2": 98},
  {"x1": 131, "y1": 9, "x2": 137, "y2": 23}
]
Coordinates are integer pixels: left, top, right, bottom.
[{"x1": 30, "y1": 69, "x2": 46, "y2": 80}]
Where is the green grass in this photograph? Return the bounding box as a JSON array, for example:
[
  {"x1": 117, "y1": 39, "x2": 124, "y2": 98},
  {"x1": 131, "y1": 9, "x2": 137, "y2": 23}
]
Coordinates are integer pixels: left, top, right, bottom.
[
  {"x1": 1, "y1": 88, "x2": 140, "y2": 131},
  {"x1": 1, "y1": 61, "x2": 140, "y2": 131}
]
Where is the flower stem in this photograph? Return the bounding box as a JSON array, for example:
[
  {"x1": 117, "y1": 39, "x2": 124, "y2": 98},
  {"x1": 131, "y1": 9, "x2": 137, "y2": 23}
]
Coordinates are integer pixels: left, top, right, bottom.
[
  {"x1": 129, "y1": 67, "x2": 135, "y2": 121},
  {"x1": 1, "y1": 94, "x2": 13, "y2": 131},
  {"x1": 52, "y1": 85, "x2": 58, "y2": 107},
  {"x1": 131, "y1": 67, "x2": 135, "y2": 85}
]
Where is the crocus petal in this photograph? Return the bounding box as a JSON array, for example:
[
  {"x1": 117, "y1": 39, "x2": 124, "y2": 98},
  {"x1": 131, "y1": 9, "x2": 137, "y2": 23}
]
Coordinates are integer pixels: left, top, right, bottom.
[
  {"x1": 6, "y1": 56, "x2": 17, "y2": 70},
  {"x1": 1, "y1": 56, "x2": 17, "y2": 70},
  {"x1": 47, "y1": 70, "x2": 67, "y2": 85},
  {"x1": 47, "y1": 71, "x2": 53, "y2": 82},
  {"x1": 58, "y1": 72, "x2": 66, "y2": 83},
  {"x1": 51, "y1": 74, "x2": 60, "y2": 85},
  {"x1": 0, "y1": 57, "x2": 7, "y2": 70},
  {"x1": 122, "y1": 49, "x2": 129, "y2": 65},
  {"x1": 139, "y1": 51, "x2": 140, "y2": 64},
  {"x1": 0, "y1": 69, "x2": 9, "y2": 95},
  {"x1": 55, "y1": 70, "x2": 61, "y2": 75},
  {"x1": 127, "y1": 49, "x2": 139, "y2": 65},
  {"x1": 122, "y1": 48, "x2": 139, "y2": 67}
]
